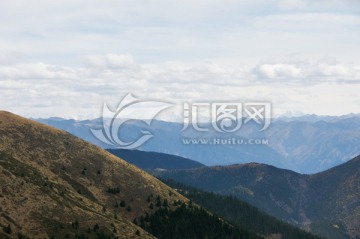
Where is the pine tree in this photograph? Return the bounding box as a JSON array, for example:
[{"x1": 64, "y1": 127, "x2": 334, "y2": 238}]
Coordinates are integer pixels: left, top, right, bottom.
[
  {"x1": 156, "y1": 196, "x2": 161, "y2": 207},
  {"x1": 93, "y1": 223, "x2": 100, "y2": 232},
  {"x1": 163, "y1": 199, "x2": 168, "y2": 207},
  {"x1": 71, "y1": 220, "x2": 79, "y2": 230},
  {"x1": 126, "y1": 205, "x2": 132, "y2": 212},
  {"x1": 3, "y1": 224, "x2": 11, "y2": 234}
]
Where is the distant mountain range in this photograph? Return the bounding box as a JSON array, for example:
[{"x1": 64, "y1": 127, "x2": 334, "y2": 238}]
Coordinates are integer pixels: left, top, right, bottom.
[
  {"x1": 276, "y1": 113, "x2": 360, "y2": 123},
  {"x1": 36, "y1": 114, "x2": 360, "y2": 173},
  {"x1": 0, "y1": 111, "x2": 321, "y2": 239},
  {"x1": 154, "y1": 155, "x2": 360, "y2": 239},
  {"x1": 0, "y1": 111, "x2": 252, "y2": 239},
  {"x1": 163, "y1": 179, "x2": 320, "y2": 239},
  {"x1": 107, "y1": 149, "x2": 205, "y2": 170}
]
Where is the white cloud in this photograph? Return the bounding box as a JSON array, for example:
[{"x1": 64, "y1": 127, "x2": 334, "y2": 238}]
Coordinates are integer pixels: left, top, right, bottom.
[
  {"x1": 0, "y1": 63, "x2": 77, "y2": 79},
  {"x1": 82, "y1": 54, "x2": 136, "y2": 69},
  {"x1": 0, "y1": 1, "x2": 360, "y2": 118},
  {"x1": 278, "y1": 0, "x2": 306, "y2": 10},
  {"x1": 254, "y1": 64, "x2": 302, "y2": 79},
  {"x1": 0, "y1": 52, "x2": 24, "y2": 65},
  {"x1": 0, "y1": 56, "x2": 359, "y2": 119},
  {"x1": 1, "y1": 0, "x2": 359, "y2": 65},
  {"x1": 253, "y1": 60, "x2": 360, "y2": 83}
]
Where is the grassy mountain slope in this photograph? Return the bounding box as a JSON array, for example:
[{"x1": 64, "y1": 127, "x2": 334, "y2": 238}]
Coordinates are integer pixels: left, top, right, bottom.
[
  {"x1": 0, "y1": 111, "x2": 266, "y2": 239},
  {"x1": 163, "y1": 179, "x2": 321, "y2": 239},
  {"x1": 154, "y1": 164, "x2": 306, "y2": 223},
  {"x1": 107, "y1": 149, "x2": 205, "y2": 170},
  {"x1": 0, "y1": 111, "x2": 188, "y2": 238},
  {"x1": 306, "y1": 156, "x2": 360, "y2": 238},
  {"x1": 154, "y1": 157, "x2": 360, "y2": 239}
]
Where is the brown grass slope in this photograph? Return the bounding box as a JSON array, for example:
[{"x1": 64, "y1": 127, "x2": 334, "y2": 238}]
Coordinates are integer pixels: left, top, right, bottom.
[{"x1": 0, "y1": 111, "x2": 188, "y2": 239}]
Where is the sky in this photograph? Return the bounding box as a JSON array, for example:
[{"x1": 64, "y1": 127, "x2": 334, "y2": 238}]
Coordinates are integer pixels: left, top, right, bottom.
[{"x1": 0, "y1": 0, "x2": 359, "y2": 119}]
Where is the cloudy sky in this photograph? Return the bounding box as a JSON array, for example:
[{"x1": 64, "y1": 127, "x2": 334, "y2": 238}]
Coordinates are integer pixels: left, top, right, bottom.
[{"x1": 0, "y1": 0, "x2": 359, "y2": 119}]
